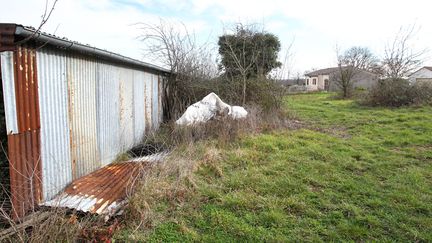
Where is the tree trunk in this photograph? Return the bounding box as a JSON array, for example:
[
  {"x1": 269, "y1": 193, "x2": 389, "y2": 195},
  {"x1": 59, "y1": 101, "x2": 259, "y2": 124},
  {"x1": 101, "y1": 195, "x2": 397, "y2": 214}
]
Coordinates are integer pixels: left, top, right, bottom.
[{"x1": 242, "y1": 75, "x2": 247, "y2": 106}]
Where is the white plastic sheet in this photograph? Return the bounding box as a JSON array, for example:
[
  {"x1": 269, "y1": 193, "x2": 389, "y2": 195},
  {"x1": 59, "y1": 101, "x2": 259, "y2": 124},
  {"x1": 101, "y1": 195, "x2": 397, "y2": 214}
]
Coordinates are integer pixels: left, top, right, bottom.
[{"x1": 175, "y1": 93, "x2": 248, "y2": 126}]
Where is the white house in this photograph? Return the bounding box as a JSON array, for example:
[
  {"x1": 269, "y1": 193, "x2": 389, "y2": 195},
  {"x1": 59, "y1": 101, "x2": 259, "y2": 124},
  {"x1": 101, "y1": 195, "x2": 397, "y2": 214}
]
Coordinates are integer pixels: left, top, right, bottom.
[
  {"x1": 304, "y1": 67, "x2": 335, "y2": 91},
  {"x1": 408, "y1": 66, "x2": 432, "y2": 84}
]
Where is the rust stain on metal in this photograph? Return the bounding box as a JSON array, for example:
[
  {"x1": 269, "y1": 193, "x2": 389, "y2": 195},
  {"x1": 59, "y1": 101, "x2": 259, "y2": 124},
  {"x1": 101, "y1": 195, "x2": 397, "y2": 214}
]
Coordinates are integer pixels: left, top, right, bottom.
[
  {"x1": 6, "y1": 46, "x2": 42, "y2": 219},
  {"x1": 8, "y1": 130, "x2": 42, "y2": 219},
  {"x1": 13, "y1": 46, "x2": 40, "y2": 132},
  {"x1": 158, "y1": 76, "x2": 163, "y2": 122},
  {"x1": 43, "y1": 161, "x2": 148, "y2": 215},
  {"x1": 67, "y1": 71, "x2": 77, "y2": 180}
]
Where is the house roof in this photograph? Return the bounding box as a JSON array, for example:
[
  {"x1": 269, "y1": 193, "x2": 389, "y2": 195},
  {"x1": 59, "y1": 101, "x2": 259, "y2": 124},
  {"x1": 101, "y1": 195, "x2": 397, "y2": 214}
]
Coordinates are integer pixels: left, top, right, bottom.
[
  {"x1": 408, "y1": 66, "x2": 432, "y2": 77},
  {"x1": 0, "y1": 23, "x2": 170, "y2": 74},
  {"x1": 305, "y1": 67, "x2": 340, "y2": 77},
  {"x1": 305, "y1": 66, "x2": 376, "y2": 77}
]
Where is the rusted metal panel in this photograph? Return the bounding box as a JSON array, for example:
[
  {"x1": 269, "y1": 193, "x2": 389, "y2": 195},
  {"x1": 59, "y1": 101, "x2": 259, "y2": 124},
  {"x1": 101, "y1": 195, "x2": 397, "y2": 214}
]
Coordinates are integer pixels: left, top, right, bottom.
[
  {"x1": 144, "y1": 73, "x2": 153, "y2": 131},
  {"x1": 152, "y1": 74, "x2": 159, "y2": 130},
  {"x1": 158, "y1": 75, "x2": 163, "y2": 124},
  {"x1": 119, "y1": 68, "x2": 135, "y2": 150},
  {"x1": 4, "y1": 46, "x2": 42, "y2": 219},
  {"x1": 96, "y1": 62, "x2": 121, "y2": 166},
  {"x1": 13, "y1": 47, "x2": 40, "y2": 133},
  {"x1": 36, "y1": 49, "x2": 73, "y2": 200},
  {"x1": 67, "y1": 55, "x2": 99, "y2": 179},
  {"x1": 8, "y1": 128, "x2": 42, "y2": 219},
  {"x1": 42, "y1": 161, "x2": 149, "y2": 216},
  {"x1": 0, "y1": 24, "x2": 16, "y2": 52},
  {"x1": 0, "y1": 51, "x2": 18, "y2": 134},
  {"x1": 133, "y1": 71, "x2": 146, "y2": 144}
]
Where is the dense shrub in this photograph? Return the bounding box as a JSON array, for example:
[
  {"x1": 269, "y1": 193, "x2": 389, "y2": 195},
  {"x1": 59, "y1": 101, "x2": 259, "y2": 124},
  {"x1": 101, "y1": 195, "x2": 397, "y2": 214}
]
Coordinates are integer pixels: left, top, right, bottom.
[
  {"x1": 287, "y1": 84, "x2": 307, "y2": 94},
  {"x1": 164, "y1": 74, "x2": 286, "y2": 122},
  {"x1": 363, "y1": 78, "x2": 432, "y2": 107},
  {"x1": 146, "y1": 105, "x2": 292, "y2": 149},
  {"x1": 214, "y1": 77, "x2": 286, "y2": 112}
]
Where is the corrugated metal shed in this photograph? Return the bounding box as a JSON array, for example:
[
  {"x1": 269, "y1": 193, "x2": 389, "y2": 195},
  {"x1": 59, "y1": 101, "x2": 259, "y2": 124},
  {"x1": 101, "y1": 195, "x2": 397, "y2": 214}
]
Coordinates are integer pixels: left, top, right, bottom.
[{"x1": 0, "y1": 23, "x2": 169, "y2": 218}]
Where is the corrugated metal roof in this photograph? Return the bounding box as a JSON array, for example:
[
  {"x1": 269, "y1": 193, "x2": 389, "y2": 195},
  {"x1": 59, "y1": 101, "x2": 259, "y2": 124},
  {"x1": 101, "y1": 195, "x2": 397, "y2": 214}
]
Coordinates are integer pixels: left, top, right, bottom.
[
  {"x1": 42, "y1": 162, "x2": 145, "y2": 216},
  {"x1": 0, "y1": 23, "x2": 171, "y2": 74},
  {"x1": 41, "y1": 153, "x2": 168, "y2": 216},
  {"x1": 16, "y1": 25, "x2": 170, "y2": 74}
]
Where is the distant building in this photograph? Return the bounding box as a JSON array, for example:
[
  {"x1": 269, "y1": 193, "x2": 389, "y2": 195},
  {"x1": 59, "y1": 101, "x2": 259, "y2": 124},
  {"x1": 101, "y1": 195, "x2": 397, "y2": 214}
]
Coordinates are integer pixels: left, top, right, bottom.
[
  {"x1": 408, "y1": 66, "x2": 432, "y2": 84},
  {"x1": 305, "y1": 67, "x2": 378, "y2": 91}
]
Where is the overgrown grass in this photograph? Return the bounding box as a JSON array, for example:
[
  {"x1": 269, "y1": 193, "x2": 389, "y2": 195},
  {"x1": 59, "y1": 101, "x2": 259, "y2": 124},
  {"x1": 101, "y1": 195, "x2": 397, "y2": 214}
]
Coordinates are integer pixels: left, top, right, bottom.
[{"x1": 116, "y1": 92, "x2": 432, "y2": 241}]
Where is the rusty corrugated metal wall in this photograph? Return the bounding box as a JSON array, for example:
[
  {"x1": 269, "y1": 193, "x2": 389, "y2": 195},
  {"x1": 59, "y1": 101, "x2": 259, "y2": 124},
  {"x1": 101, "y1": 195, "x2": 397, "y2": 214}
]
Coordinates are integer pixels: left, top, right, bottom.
[
  {"x1": 1, "y1": 45, "x2": 164, "y2": 216},
  {"x1": 68, "y1": 56, "x2": 99, "y2": 179},
  {"x1": 0, "y1": 47, "x2": 42, "y2": 218}
]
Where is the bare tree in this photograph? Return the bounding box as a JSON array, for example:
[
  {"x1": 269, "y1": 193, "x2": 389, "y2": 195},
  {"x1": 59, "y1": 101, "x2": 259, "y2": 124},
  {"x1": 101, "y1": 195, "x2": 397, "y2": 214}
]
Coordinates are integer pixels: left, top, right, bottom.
[
  {"x1": 382, "y1": 25, "x2": 427, "y2": 79},
  {"x1": 136, "y1": 19, "x2": 217, "y2": 120},
  {"x1": 334, "y1": 46, "x2": 378, "y2": 98},
  {"x1": 16, "y1": 0, "x2": 60, "y2": 45}
]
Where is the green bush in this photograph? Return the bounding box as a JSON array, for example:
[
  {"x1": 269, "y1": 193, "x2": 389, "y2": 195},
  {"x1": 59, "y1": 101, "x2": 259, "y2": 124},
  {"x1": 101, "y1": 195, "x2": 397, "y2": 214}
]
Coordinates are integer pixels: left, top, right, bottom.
[{"x1": 363, "y1": 78, "x2": 432, "y2": 107}]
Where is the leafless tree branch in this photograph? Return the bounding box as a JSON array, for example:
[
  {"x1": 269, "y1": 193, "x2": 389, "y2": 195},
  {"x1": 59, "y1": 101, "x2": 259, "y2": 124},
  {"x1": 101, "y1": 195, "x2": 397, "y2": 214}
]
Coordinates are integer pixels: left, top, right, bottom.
[
  {"x1": 382, "y1": 25, "x2": 427, "y2": 79},
  {"x1": 16, "y1": 0, "x2": 60, "y2": 45}
]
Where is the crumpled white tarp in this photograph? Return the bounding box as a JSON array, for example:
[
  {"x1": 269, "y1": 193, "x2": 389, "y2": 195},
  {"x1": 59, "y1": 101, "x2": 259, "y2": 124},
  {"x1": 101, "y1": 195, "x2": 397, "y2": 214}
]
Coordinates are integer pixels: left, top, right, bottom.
[{"x1": 175, "y1": 93, "x2": 248, "y2": 126}]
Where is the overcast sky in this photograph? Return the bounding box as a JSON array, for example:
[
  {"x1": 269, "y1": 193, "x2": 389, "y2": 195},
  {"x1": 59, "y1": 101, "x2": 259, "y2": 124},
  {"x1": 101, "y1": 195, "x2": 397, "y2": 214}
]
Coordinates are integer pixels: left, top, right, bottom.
[{"x1": 1, "y1": 0, "x2": 430, "y2": 77}]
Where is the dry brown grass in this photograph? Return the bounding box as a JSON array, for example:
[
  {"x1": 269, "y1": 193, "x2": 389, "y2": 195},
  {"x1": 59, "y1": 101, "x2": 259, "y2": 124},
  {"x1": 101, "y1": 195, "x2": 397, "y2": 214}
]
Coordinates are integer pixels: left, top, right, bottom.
[
  {"x1": 123, "y1": 142, "x2": 211, "y2": 236},
  {"x1": 0, "y1": 208, "x2": 100, "y2": 242},
  {"x1": 1, "y1": 104, "x2": 292, "y2": 241},
  {"x1": 119, "y1": 105, "x2": 294, "y2": 239}
]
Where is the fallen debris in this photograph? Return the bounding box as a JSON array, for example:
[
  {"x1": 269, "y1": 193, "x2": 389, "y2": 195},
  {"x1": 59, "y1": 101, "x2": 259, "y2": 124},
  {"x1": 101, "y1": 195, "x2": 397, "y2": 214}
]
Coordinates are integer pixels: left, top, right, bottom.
[
  {"x1": 176, "y1": 93, "x2": 248, "y2": 126},
  {"x1": 42, "y1": 162, "x2": 144, "y2": 218},
  {"x1": 0, "y1": 211, "x2": 52, "y2": 241}
]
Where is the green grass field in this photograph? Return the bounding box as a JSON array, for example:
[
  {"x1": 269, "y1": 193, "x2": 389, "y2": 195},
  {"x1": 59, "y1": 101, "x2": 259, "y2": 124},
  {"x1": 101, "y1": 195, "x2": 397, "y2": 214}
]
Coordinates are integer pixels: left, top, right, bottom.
[{"x1": 116, "y1": 93, "x2": 432, "y2": 241}]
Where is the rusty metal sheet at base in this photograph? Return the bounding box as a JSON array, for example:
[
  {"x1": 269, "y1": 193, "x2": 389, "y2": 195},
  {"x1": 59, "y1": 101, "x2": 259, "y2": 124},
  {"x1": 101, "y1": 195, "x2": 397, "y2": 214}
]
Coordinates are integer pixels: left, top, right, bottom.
[
  {"x1": 7, "y1": 130, "x2": 42, "y2": 219},
  {"x1": 41, "y1": 161, "x2": 149, "y2": 216}
]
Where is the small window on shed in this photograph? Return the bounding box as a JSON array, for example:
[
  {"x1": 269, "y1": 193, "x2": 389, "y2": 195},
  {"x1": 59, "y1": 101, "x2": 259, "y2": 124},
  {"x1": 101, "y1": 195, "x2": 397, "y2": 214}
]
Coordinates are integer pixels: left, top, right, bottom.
[
  {"x1": 313, "y1": 78, "x2": 317, "y2": 85},
  {"x1": 306, "y1": 79, "x2": 309, "y2": 85}
]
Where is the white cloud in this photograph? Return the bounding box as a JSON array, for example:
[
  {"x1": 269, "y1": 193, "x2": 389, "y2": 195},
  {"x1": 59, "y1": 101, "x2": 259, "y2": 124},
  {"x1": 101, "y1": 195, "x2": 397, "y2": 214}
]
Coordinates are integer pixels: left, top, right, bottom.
[
  {"x1": 185, "y1": 0, "x2": 432, "y2": 72},
  {"x1": 1, "y1": 0, "x2": 431, "y2": 74}
]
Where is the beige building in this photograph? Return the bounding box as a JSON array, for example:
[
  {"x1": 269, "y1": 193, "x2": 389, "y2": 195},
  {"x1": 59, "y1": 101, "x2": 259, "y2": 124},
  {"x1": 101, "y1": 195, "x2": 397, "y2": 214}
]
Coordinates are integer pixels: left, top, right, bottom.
[
  {"x1": 408, "y1": 66, "x2": 432, "y2": 84},
  {"x1": 305, "y1": 67, "x2": 378, "y2": 91}
]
